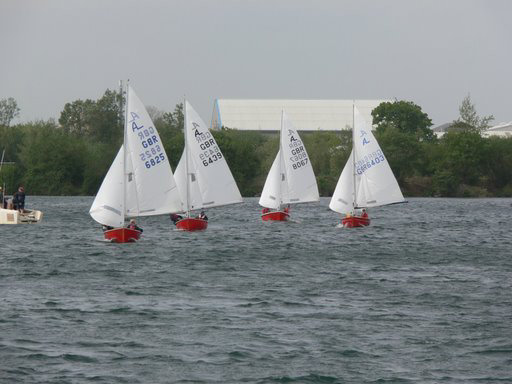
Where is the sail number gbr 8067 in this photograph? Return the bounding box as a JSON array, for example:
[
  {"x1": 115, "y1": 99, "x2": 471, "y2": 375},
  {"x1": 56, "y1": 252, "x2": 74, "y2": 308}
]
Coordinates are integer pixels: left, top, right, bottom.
[
  {"x1": 288, "y1": 140, "x2": 309, "y2": 170},
  {"x1": 193, "y1": 125, "x2": 223, "y2": 167}
]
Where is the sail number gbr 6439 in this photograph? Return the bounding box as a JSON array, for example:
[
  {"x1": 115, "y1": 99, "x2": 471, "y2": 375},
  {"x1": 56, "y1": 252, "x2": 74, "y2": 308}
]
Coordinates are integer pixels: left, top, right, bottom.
[{"x1": 193, "y1": 123, "x2": 223, "y2": 167}]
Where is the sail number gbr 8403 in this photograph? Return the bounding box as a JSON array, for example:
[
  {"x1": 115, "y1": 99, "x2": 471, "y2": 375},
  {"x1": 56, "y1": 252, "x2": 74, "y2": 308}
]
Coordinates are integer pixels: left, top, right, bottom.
[
  {"x1": 193, "y1": 123, "x2": 223, "y2": 167},
  {"x1": 130, "y1": 112, "x2": 166, "y2": 170}
]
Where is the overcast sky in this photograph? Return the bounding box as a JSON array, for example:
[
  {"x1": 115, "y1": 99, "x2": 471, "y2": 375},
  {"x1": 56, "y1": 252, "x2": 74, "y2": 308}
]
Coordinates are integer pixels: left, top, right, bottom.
[{"x1": 1, "y1": 0, "x2": 510, "y2": 126}]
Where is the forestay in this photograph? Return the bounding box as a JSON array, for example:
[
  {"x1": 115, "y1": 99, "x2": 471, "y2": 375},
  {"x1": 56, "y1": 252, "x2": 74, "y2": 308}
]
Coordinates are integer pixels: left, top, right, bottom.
[
  {"x1": 175, "y1": 101, "x2": 242, "y2": 211},
  {"x1": 259, "y1": 111, "x2": 319, "y2": 209}
]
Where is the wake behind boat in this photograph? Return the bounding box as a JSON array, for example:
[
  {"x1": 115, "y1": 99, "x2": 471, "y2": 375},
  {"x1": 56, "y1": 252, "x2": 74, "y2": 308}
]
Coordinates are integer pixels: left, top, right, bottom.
[
  {"x1": 259, "y1": 111, "x2": 319, "y2": 221},
  {"x1": 329, "y1": 105, "x2": 405, "y2": 227},
  {"x1": 89, "y1": 83, "x2": 183, "y2": 242},
  {"x1": 173, "y1": 100, "x2": 242, "y2": 231}
]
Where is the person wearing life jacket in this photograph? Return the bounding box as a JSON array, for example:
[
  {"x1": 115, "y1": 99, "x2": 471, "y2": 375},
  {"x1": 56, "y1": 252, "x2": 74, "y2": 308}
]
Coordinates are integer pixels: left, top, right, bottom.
[
  {"x1": 198, "y1": 211, "x2": 208, "y2": 221},
  {"x1": 127, "y1": 219, "x2": 143, "y2": 232},
  {"x1": 283, "y1": 204, "x2": 290, "y2": 214},
  {"x1": 170, "y1": 213, "x2": 183, "y2": 225},
  {"x1": 262, "y1": 207, "x2": 270, "y2": 214},
  {"x1": 12, "y1": 186, "x2": 26, "y2": 213},
  {"x1": 361, "y1": 208, "x2": 368, "y2": 219}
]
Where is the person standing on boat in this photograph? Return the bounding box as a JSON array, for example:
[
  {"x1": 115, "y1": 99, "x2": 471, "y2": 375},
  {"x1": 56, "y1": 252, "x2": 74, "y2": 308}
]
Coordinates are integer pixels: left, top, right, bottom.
[
  {"x1": 170, "y1": 213, "x2": 183, "y2": 225},
  {"x1": 127, "y1": 219, "x2": 143, "y2": 232},
  {"x1": 12, "y1": 186, "x2": 25, "y2": 213}
]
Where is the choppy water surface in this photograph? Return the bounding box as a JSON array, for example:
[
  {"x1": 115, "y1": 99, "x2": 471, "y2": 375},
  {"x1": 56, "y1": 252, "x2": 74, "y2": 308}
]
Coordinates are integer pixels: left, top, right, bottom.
[{"x1": 1, "y1": 197, "x2": 511, "y2": 383}]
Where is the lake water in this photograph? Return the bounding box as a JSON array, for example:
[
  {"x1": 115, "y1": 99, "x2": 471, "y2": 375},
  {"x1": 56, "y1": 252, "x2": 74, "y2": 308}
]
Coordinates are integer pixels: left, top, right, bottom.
[{"x1": 1, "y1": 197, "x2": 511, "y2": 383}]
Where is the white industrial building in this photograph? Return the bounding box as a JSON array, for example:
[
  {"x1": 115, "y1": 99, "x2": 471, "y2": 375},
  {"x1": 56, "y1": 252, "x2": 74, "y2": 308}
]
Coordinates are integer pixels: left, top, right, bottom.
[
  {"x1": 484, "y1": 122, "x2": 512, "y2": 138},
  {"x1": 210, "y1": 99, "x2": 388, "y2": 131},
  {"x1": 432, "y1": 121, "x2": 512, "y2": 138}
]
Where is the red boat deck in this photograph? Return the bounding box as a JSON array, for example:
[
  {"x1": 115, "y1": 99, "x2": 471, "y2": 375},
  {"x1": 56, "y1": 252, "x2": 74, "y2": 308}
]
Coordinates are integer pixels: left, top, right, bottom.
[
  {"x1": 261, "y1": 210, "x2": 290, "y2": 221},
  {"x1": 176, "y1": 217, "x2": 208, "y2": 231},
  {"x1": 341, "y1": 215, "x2": 370, "y2": 228},
  {"x1": 104, "y1": 227, "x2": 142, "y2": 243}
]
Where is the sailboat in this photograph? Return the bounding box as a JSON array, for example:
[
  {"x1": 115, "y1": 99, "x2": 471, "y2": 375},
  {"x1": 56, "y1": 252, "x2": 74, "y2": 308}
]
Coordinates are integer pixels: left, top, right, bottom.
[
  {"x1": 0, "y1": 150, "x2": 43, "y2": 224},
  {"x1": 89, "y1": 84, "x2": 183, "y2": 242},
  {"x1": 173, "y1": 100, "x2": 242, "y2": 231},
  {"x1": 329, "y1": 105, "x2": 405, "y2": 228},
  {"x1": 259, "y1": 111, "x2": 319, "y2": 221}
]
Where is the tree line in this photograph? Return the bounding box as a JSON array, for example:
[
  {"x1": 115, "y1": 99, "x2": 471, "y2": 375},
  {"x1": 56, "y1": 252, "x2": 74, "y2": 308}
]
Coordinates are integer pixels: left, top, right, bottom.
[{"x1": 0, "y1": 92, "x2": 511, "y2": 197}]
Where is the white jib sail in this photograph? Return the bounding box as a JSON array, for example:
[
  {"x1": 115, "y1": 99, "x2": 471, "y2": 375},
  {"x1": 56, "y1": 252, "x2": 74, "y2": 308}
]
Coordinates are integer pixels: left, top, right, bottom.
[
  {"x1": 174, "y1": 150, "x2": 202, "y2": 212},
  {"x1": 329, "y1": 150, "x2": 355, "y2": 214},
  {"x1": 259, "y1": 111, "x2": 319, "y2": 209},
  {"x1": 352, "y1": 106, "x2": 405, "y2": 208},
  {"x1": 89, "y1": 146, "x2": 125, "y2": 227},
  {"x1": 177, "y1": 100, "x2": 242, "y2": 210},
  {"x1": 259, "y1": 149, "x2": 287, "y2": 210},
  {"x1": 124, "y1": 85, "x2": 183, "y2": 217}
]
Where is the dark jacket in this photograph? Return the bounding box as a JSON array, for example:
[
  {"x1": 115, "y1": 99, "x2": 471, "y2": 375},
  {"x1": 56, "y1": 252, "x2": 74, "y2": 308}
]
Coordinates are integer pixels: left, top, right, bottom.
[{"x1": 13, "y1": 191, "x2": 25, "y2": 209}]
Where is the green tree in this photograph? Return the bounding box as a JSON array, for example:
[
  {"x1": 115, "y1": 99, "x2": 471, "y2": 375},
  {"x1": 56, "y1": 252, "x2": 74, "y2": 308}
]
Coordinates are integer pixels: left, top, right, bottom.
[
  {"x1": 372, "y1": 100, "x2": 435, "y2": 141},
  {"x1": 452, "y1": 93, "x2": 494, "y2": 134},
  {"x1": 58, "y1": 99, "x2": 95, "y2": 135},
  {"x1": 213, "y1": 128, "x2": 267, "y2": 196},
  {"x1": 0, "y1": 97, "x2": 20, "y2": 127},
  {"x1": 58, "y1": 89, "x2": 122, "y2": 144},
  {"x1": 18, "y1": 122, "x2": 87, "y2": 195}
]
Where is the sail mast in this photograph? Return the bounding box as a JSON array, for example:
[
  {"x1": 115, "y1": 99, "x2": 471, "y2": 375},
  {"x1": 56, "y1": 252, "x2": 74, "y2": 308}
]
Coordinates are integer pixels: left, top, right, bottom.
[
  {"x1": 122, "y1": 80, "x2": 129, "y2": 225},
  {"x1": 279, "y1": 110, "x2": 284, "y2": 209},
  {"x1": 184, "y1": 99, "x2": 190, "y2": 217},
  {"x1": 352, "y1": 101, "x2": 356, "y2": 212}
]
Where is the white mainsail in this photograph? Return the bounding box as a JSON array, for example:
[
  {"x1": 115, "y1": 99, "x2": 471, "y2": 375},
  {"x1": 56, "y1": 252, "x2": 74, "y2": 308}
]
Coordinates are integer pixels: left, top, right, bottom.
[
  {"x1": 329, "y1": 106, "x2": 404, "y2": 214},
  {"x1": 89, "y1": 85, "x2": 183, "y2": 226},
  {"x1": 175, "y1": 100, "x2": 242, "y2": 212},
  {"x1": 259, "y1": 111, "x2": 319, "y2": 209},
  {"x1": 124, "y1": 85, "x2": 182, "y2": 216}
]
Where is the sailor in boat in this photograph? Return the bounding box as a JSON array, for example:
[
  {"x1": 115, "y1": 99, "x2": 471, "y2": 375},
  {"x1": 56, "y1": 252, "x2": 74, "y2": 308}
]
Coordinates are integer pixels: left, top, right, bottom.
[
  {"x1": 102, "y1": 225, "x2": 114, "y2": 232},
  {"x1": 12, "y1": 186, "x2": 26, "y2": 213},
  {"x1": 170, "y1": 213, "x2": 183, "y2": 225},
  {"x1": 283, "y1": 204, "x2": 290, "y2": 214},
  {"x1": 0, "y1": 186, "x2": 3, "y2": 208},
  {"x1": 126, "y1": 219, "x2": 143, "y2": 233},
  {"x1": 361, "y1": 208, "x2": 368, "y2": 219},
  {"x1": 198, "y1": 210, "x2": 208, "y2": 221},
  {"x1": 261, "y1": 208, "x2": 270, "y2": 214}
]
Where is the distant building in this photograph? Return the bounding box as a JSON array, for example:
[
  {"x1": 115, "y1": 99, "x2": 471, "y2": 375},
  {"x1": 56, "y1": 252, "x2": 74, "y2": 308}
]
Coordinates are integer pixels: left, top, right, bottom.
[
  {"x1": 433, "y1": 121, "x2": 512, "y2": 138},
  {"x1": 484, "y1": 122, "x2": 512, "y2": 138},
  {"x1": 431, "y1": 122, "x2": 454, "y2": 138},
  {"x1": 210, "y1": 99, "x2": 389, "y2": 131}
]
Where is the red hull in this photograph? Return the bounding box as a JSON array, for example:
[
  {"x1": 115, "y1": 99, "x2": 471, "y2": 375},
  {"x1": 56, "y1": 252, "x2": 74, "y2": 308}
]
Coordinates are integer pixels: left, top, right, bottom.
[
  {"x1": 176, "y1": 218, "x2": 208, "y2": 231},
  {"x1": 261, "y1": 211, "x2": 289, "y2": 221},
  {"x1": 341, "y1": 216, "x2": 370, "y2": 228},
  {"x1": 104, "y1": 228, "x2": 141, "y2": 243}
]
